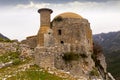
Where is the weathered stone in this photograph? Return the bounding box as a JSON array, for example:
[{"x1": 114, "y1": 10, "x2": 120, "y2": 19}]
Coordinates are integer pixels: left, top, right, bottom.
[
  {"x1": 0, "y1": 61, "x2": 13, "y2": 69},
  {"x1": 21, "y1": 35, "x2": 37, "y2": 49},
  {"x1": 0, "y1": 42, "x2": 18, "y2": 54},
  {"x1": 19, "y1": 44, "x2": 33, "y2": 58},
  {"x1": 33, "y1": 8, "x2": 114, "y2": 80},
  {"x1": 96, "y1": 52, "x2": 107, "y2": 73},
  {"x1": 0, "y1": 42, "x2": 33, "y2": 58},
  {"x1": 37, "y1": 8, "x2": 53, "y2": 47}
]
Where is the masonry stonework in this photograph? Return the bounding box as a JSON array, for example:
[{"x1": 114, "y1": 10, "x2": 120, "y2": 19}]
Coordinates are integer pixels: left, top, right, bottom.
[
  {"x1": 37, "y1": 8, "x2": 53, "y2": 47},
  {"x1": 34, "y1": 8, "x2": 105, "y2": 79}
]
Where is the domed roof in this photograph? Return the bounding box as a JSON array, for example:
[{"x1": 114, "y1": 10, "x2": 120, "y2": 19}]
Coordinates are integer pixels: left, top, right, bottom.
[{"x1": 55, "y1": 12, "x2": 83, "y2": 19}]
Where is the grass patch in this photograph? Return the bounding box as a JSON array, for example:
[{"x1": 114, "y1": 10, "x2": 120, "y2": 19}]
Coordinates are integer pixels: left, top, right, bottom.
[
  {"x1": 0, "y1": 52, "x2": 20, "y2": 63},
  {"x1": 7, "y1": 65, "x2": 64, "y2": 80},
  {"x1": 0, "y1": 53, "x2": 64, "y2": 80},
  {"x1": 0, "y1": 56, "x2": 33, "y2": 80},
  {"x1": 12, "y1": 58, "x2": 21, "y2": 65}
]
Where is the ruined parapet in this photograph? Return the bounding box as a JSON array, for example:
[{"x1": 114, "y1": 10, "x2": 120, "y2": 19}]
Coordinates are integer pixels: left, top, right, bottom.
[
  {"x1": 37, "y1": 8, "x2": 53, "y2": 47},
  {"x1": 21, "y1": 35, "x2": 37, "y2": 49}
]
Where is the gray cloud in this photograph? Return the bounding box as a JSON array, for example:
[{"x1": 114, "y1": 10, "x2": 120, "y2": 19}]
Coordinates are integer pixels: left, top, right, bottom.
[
  {"x1": 0, "y1": 0, "x2": 120, "y2": 40},
  {"x1": 0, "y1": 0, "x2": 115, "y2": 6},
  {"x1": 0, "y1": 0, "x2": 29, "y2": 6}
]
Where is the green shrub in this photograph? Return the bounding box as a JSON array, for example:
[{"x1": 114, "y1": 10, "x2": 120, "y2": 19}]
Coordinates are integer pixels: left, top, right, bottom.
[
  {"x1": 0, "y1": 37, "x2": 12, "y2": 42},
  {"x1": 0, "y1": 52, "x2": 20, "y2": 63},
  {"x1": 54, "y1": 16, "x2": 63, "y2": 22},
  {"x1": 11, "y1": 52, "x2": 20, "y2": 59},
  {"x1": 12, "y1": 58, "x2": 21, "y2": 65},
  {"x1": 62, "y1": 52, "x2": 80, "y2": 62},
  {"x1": 0, "y1": 38, "x2": 4, "y2": 42},
  {"x1": 90, "y1": 67, "x2": 99, "y2": 76}
]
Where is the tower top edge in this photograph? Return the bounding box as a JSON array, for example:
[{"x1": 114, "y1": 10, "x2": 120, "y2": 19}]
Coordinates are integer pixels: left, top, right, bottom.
[{"x1": 38, "y1": 8, "x2": 53, "y2": 13}]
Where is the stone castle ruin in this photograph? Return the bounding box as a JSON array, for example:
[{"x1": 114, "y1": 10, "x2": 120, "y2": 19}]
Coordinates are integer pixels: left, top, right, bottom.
[
  {"x1": 0, "y1": 8, "x2": 115, "y2": 80},
  {"x1": 35, "y1": 8, "x2": 96, "y2": 78}
]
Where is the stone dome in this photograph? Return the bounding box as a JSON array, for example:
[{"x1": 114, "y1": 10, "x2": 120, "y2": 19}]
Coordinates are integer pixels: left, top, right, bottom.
[{"x1": 55, "y1": 12, "x2": 83, "y2": 19}]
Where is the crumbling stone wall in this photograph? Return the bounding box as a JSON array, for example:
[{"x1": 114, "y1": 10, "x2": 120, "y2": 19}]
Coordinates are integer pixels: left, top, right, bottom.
[
  {"x1": 21, "y1": 35, "x2": 37, "y2": 49},
  {"x1": 0, "y1": 42, "x2": 33, "y2": 57},
  {"x1": 35, "y1": 44, "x2": 95, "y2": 78},
  {"x1": 0, "y1": 42, "x2": 18, "y2": 54}
]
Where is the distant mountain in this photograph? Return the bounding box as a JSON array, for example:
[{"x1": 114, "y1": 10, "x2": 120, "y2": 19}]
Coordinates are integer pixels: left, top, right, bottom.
[
  {"x1": 93, "y1": 31, "x2": 120, "y2": 80},
  {"x1": 93, "y1": 31, "x2": 120, "y2": 53},
  {"x1": 0, "y1": 33, "x2": 10, "y2": 41}
]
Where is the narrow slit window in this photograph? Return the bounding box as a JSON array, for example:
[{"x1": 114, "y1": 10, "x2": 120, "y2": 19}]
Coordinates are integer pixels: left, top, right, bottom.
[{"x1": 58, "y1": 30, "x2": 62, "y2": 35}]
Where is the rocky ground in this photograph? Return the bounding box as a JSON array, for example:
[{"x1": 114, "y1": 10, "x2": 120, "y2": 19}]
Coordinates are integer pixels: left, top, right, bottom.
[
  {"x1": 0, "y1": 42, "x2": 86, "y2": 80},
  {"x1": 0, "y1": 55, "x2": 85, "y2": 80},
  {"x1": 0, "y1": 42, "x2": 115, "y2": 80}
]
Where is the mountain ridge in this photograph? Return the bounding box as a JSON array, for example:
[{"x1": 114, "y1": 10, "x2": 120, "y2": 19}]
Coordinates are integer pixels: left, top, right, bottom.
[
  {"x1": 93, "y1": 31, "x2": 120, "y2": 80},
  {"x1": 0, "y1": 33, "x2": 9, "y2": 40}
]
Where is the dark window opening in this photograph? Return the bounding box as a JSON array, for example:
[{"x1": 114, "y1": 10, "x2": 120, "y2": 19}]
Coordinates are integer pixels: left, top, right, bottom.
[
  {"x1": 58, "y1": 30, "x2": 62, "y2": 35},
  {"x1": 61, "y1": 41, "x2": 64, "y2": 44},
  {"x1": 48, "y1": 32, "x2": 51, "y2": 35}
]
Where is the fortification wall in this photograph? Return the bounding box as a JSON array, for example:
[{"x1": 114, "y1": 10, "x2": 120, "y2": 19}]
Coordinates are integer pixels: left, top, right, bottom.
[
  {"x1": 21, "y1": 35, "x2": 37, "y2": 49},
  {"x1": 35, "y1": 44, "x2": 95, "y2": 78}
]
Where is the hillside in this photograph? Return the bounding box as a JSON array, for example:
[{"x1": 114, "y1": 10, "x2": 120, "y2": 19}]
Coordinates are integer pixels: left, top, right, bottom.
[
  {"x1": 0, "y1": 33, "x2": 9, "y2": 39},
  {"x1": 93, "y1": 31, "x2": 120, "y2": 80},
  {"x1": 0, "y1": 40, "x2": 115, "y2": 80},
  {"x1": 0, "y1": 42, "x2": 78, "y2": 80},
  {"x1": 0, "y1": 52, "x2": 71, "y2": 80},
  {"x1": 0, "y1": 33, "x2": 10, "y2": 42}
]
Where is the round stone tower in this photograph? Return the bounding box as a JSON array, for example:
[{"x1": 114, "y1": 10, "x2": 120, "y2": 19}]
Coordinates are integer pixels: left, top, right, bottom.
[
  {"x1": 38, "y1": 8, "x2": 53, "y2": 27},
  {"x1": 37, "y1": 8, "x2": 53, "y2": 47}
]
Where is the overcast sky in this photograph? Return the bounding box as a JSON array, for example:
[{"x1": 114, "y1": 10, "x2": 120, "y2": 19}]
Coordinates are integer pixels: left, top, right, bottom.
[{"x1": 0, "y1": 0, "x2": 120, "y2": 41}]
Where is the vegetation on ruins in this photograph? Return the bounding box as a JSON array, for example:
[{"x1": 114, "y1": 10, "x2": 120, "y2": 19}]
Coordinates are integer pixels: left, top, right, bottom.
[
  {"x1": 54, "y1": 16, "x2": 63, "y2": 22},
  {"x1": 62, "y1": 52, "x2": 80, "y2": 62},
  {"x1": 89, "y1": 67, "x2": 99, "y2": 76}
]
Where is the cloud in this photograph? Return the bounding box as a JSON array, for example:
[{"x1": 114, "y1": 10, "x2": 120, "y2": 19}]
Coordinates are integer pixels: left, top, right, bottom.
[
  {"x1": 15, "y1": 0, "x2": 120, "y2": 11},
  {"x1": 16, "y1": 1, "x2": 50, "y2": 9},
  {"x1": 13, "y1": 0, "x2": 120, "y2": 12},
  {"x1": 0, "y1": 0, "x2": 28, "y2": 6},
  {"x1": 0, "y1": 0, "x2": 116, "y2": 6},
  {"x1": 0, "y1": 0, "x2": 120, "y2": 40}
]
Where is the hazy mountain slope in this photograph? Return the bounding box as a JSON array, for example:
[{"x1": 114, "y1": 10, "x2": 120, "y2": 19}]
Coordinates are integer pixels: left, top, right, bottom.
[
  {"x1": 0, "y1": 33, "x2": 10, "y2": 42},
  {"x1": 93, "y1": 31, "x2": 120, "y2": 80},
  {"x1": 0, "y1": 33, "x2": 9, "y2": 40}
]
